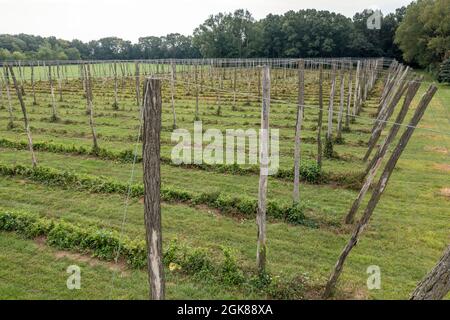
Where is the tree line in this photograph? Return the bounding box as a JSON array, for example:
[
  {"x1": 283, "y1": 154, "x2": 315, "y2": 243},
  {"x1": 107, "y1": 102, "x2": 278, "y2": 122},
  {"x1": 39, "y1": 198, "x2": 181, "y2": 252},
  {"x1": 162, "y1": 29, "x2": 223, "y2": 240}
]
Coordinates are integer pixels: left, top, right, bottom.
[{"x1": 0, "y1": 1, "x2": 448, "y2": 69}]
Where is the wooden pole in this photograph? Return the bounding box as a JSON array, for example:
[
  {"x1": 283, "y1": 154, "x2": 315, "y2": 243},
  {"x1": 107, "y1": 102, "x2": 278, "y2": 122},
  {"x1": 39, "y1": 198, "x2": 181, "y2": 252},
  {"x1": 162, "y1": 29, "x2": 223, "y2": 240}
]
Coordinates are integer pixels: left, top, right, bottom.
[
  {"x1": 293, "y1": 59, "x2": 304, "y2": 204},
  {"x1": 344, "y1": 62, "x2": 353, "y2": 130},
  {"x1": 170, "y1": 61, "x2": 177, "y2": 129},
  {"x1": 324, "y1": 63, "x2": 337, "y2": 158},
  {"x1": 7, "y1": 65, "x2": 37, "y2": 168},
  {"x1": 316, "y1": 64, "x2": 324, "y2": 168},
  {"x1": 113, "y1": 61, "x2": 119, "y2": 109},
  {"x1": 257, "y1": 65, "x2": 270, "y2": 274},
  {"x1": 336, "y1": 68, "x2": 345, "y2": 141},
  {"x1": 410, "y1": 244, "x2": 450, "y2": 300},
  {"x1": 344, "y1": 79, "x2": 421, "y2": 224},
  {"x1": 135, "y1": 61, "x2": 140, "y2": 106},
  {"x1": 83, "y1": 64, "x2": 99, "y2": 153},
  {"x1": 363, "y1": 77, "x2": 408, "y2": 162},
  {"x1": 31, "y1": 63, "x2": 37, "y2": 105},
  {"x1": 57, "y1": 62, "x2": 63, "y2": 102},
  {"x1": 323, "y1": 84, "x2": 437, "y2": 298},
  {"x1": 142, "y1": 77, "x2": 165, "y2": 300},
  {"x1": 48, "y1": 65, "x2": 58, "y2": 122},
  {"x1": 3, "y1": 66, "x2": 14, "y2": 129}
]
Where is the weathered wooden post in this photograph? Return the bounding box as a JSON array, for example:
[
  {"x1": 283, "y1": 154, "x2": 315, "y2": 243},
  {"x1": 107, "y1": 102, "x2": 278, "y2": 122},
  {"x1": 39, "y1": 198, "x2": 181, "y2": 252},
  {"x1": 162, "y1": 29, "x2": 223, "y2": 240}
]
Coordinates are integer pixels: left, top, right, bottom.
[
  {"x1": 325, "y1": 64, "x2": 336, "y2": 158},
  {"x1": 344, "y1": 62, "x2": 353, "y2": 130},
  {"x1": 293, "y1": 59, "x2": 305, "y2": 204},
  {"x1": 7, "y1": 65, "x2": 37, "y2": 168},
  {"x1": 57, "y1": 62, "x2": 63, "y2": 102},
  {"x1": 336, "y1": 67, "x2": 345, "y2": 141},
  {"x1": 344, "y1": 79, "x2": 421, "y2": 224},
  {"x1": 363, "y1": 74, "x2": 408, "y2": 162},
  {"x1": 135, "y1": 61, "x2": 140, "y2": 106},
  {"x1": 257, "y1": 65, "x2": 270, "y2": 274},
  {"x1": 3, "y1": 66, "x2": 14, "y2": 129},
  {"x1": 194, "y1": 64, "x2": 200, "y2": 121},
  {"x1": 316, "y1": 64, "x2": 324, "y2": 168},
  {"x1": 112, "y1": 61, "x2": 119, "y2": 109},
  {"x1": 83, "y1": 63, "x2": 99, "y2": 153},
  {"x1": 31, "y1": 62, "x2": 37, "y2": 105},
  {"x1": 170, "y1": 61, "x2": 177, "y2": 129},
  {"x1": 142, "y1": 77, "x2": 165, "y2": 300},
  {"x1": 48, "y1": 65, "x2": 58, "y2": 122},
  {"x1": 410, "y1": 244, "x2": 450, "y2": 300},
  {"x1": 323, "y1": 84, "x2": 438, "y2": 299}
]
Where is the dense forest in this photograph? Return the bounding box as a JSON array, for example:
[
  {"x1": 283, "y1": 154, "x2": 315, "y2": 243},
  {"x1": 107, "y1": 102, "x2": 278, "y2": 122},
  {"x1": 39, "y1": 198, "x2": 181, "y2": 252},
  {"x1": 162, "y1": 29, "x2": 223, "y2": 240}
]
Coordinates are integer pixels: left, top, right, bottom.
[{"x1": 0, "y1": 0, "x2": 449, "y2": 69}]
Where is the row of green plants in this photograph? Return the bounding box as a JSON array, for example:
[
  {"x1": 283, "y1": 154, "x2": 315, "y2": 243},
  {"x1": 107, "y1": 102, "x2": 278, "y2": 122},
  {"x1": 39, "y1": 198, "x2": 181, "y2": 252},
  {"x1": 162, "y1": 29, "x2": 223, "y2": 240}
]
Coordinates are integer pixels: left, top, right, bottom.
[
  {"x1": 0, "y1": 163, "x2": 318, "y2": 227},
  {"x1": 0, "y1": 209, "x2": 308, "y2": 299},
  {"x1": 0, "y1": 138, "x2": 364, "y2": 188}
]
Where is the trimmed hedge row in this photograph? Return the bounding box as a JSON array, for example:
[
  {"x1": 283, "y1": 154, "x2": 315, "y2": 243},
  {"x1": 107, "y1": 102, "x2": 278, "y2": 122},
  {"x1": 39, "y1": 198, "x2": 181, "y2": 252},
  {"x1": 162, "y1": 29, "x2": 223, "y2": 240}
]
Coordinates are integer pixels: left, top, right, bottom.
[
  {"x1": 0, "y1": 209, "x2": 307, "y2": 298},
  {"x1": 0, "y1": 164, "x2": 317, "y2": 227}
]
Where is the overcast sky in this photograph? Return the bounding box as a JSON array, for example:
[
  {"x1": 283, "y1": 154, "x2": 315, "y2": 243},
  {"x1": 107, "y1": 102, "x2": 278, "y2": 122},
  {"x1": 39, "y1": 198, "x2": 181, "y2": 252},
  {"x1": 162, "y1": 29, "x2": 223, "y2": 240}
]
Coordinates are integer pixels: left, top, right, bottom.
[{"x1": 0, "y1": 0, "x2": 413, "y2": 42}]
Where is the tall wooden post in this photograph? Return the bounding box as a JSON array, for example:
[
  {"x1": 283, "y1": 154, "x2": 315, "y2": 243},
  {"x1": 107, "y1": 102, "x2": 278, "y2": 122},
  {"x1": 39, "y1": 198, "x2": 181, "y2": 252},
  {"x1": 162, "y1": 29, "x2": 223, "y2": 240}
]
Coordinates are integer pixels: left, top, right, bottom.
[
  {"x1": 336, "y1": 68, "x2": 345, "y2": 141},
  {"x1": 195, "y1": 64, "x2": 199, "y2": 120},
  {"x1": 326, "y1": 65, "x2": 335, "y2": 155},
  {"x1": 323, "y1": 84, "x2": 438, "y2": 299},
  {"x1": 257, "y1": 65, "x2": 270, "y2": 274},
  {"x1": 170, "y1": 61, "x2": 177, "y2": 129},
  {"x1": 142, "y1": 77, "x2": 165, "y2": 300},
  {"x1": 83, "y1": 64, "x2": 99, "y2": 153},
  {"x1": 316, "y1": 64, "x2": 324, "y2": 168},
  {"x1": 113, "y1": 61, "x2": 119, "y2": 109},
  {"x1": 345, "y1": 62, "x2": 353, "y2": 130},
  {"x1": 48, "y1": 65, "x2": 58, "y2": 122},
  {"x1": 3, "y1": 66, "x2": 14, "y2": 129},
  {"x1": 135, "y1": 61, "x2": 140, "y2": 106},
  {"x1": 7, "y1": 65, "x2": 37, "y2": 168},
  {"x1": 293, "y1": 59, "x2": 304, "y2": 204},
  {"x1": 31, "y1": 63, "x2": 37, "y2": 105}
]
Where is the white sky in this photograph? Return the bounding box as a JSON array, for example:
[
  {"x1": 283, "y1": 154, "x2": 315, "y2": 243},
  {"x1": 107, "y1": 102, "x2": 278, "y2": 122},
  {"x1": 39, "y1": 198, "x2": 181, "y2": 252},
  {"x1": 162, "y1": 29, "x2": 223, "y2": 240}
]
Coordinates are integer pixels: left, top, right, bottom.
[{"x1": 0, "y1": 0, "x2": 413, "y2": 42}]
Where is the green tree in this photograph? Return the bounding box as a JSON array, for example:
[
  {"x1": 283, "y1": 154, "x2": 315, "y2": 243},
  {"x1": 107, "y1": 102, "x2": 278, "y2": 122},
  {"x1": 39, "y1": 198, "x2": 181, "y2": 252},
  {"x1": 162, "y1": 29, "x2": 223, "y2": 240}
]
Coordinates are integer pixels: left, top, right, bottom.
[
  {"x1": 64, "y1": 47, "x2": 81, "y2": 60},
  {"x1": 395, "y1": 0, "x2": 450, "y2": 68},
  {"x1": 0, "y1": 48, "x2": 12, "y2": 60}
]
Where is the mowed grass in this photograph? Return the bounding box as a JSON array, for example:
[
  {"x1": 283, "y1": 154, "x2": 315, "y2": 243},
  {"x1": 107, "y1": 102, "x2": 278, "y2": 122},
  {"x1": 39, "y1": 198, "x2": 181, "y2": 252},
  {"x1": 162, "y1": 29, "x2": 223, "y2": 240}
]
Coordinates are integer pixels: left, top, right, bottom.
[
  {"x1": 0, "y1": 67, "x2": 449, "y2": 300},
  {"x1": 0, "y1": 232, "x2": 255, "y2": 299}
]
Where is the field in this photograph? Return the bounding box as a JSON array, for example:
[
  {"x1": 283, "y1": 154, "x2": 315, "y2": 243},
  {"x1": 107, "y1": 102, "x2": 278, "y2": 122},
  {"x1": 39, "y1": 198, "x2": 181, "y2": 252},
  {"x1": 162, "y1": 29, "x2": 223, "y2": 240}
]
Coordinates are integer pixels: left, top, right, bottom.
[{"x1": 0, "y1": 59, "x2": 449, "y2": 299}]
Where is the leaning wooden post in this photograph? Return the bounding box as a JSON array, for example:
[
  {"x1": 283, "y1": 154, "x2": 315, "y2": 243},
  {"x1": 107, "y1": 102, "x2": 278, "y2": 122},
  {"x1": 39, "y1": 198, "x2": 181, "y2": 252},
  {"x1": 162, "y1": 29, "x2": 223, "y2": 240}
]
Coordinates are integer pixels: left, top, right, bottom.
[
  {"x1": 293, "y1": 59, "x2": 305, "y2": 204},
  {"x1": 142, "y1": 77, "x2": 165, "y2": 300},
  {"x1": 363, "y1": 78, "x2": 408, "y2": 162},
  {"x1": 344, "y1": 79, "x2": 421, "y2": 224},
  {"x1": 7, "y1": 65, "x2": 37, "y2": 168},
  {"x1": 257, "y1": 65, "x2": 270, "y2": 274},
  {"x1": 410, "y1": 244, "x2": 450, "y2": 300},
  {"x1": 316, "y1": 64, "x2": 324, "y2": 168},
  {"x1": 323, "y1": 84, "x2": 438, "y2": 299}
]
